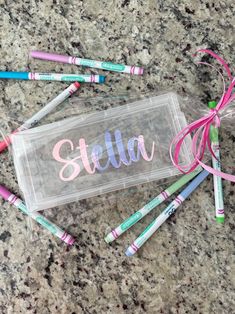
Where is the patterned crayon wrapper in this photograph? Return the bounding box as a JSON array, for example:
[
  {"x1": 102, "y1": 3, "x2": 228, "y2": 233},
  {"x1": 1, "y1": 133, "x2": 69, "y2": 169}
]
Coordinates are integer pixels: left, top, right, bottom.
[{"x1": 29, "y1": 73, "x2": 105, "y2": 83}]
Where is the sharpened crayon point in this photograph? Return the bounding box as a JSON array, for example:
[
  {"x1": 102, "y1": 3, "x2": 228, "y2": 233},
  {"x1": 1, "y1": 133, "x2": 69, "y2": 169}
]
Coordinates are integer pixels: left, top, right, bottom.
[
  {"x1": 99, "y1": 75, "x2": 106, "y2": 83},
  {"x1": 216, "y1": 216, "x2": 225, "y2": 223},
  {"x1": 125, "y1": 247, "x2": 134, "y2": 257},
  {"x1": 74, "y1": 82, "x2": 81, "y2": 88},
  {"x1": 104, "y1": 235, "x2": 112, "y2": 243},
  {"x1": 208, "y1": 101, "x2": 217, "y2": 109},
  {"x1": 0, "y1": 140, "x2": 9, "y2": 153}
]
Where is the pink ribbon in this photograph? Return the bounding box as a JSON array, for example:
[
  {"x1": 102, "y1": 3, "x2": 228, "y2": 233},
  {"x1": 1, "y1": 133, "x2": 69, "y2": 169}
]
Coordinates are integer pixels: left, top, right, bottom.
[{"x1": 170, "y1": 49, "x2": 235, "y2": 182}]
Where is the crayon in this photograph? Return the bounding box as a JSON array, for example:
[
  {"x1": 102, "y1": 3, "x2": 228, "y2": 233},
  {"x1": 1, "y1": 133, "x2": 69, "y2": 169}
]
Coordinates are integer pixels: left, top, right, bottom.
[
  {"x1": 208, "y1": 101, "x2": 224, "y2": 223},
  {"x1": 30, "y1": 50, "x2": 144, "y2": 75},
  {"x1": 0, "y1": 71, "x2": 105, "y2": 83},
  {"x1": 125, "y1": 170, "x2": 210, "y2": 256},
  {"x1": 0, "y1": 82, "x2": 80, "y2": 153},
  {"x1": 105, "y1": 167, "x2": 202, "y2": 243}
]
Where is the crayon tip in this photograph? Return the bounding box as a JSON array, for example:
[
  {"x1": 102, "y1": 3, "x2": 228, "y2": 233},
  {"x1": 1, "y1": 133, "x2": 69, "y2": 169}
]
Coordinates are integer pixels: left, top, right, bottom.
[
  {"x1": 139, "y1": 68, "x2": 144, "y2": 75},
  {"x1": 125, "y1": 247, "x2": 134, "y2": 257},
  {"x1": 104, "y1": 234, "x2": 112, "y2": 243},
  {"x1": 216, "y1": 216, "x2": 225, "y2": 223},
  {"x1": 0, "y1": 185, "x2": 11, "y2": 200},
  {"x1": 74, "y1": 82, "x2": 81, "y2": 88},
  {"x1": 99, "y1": 75, "x2": 106, "y2": 83},
  {"x1": 30, "y1": 50, "x2": 37, "y2": 57},
  {"x1": 208, "y1": 101, "x2": 217, "y2": 109},
  {"x1": 0, "y1": 140, "x2": 9, "y2": 153}
]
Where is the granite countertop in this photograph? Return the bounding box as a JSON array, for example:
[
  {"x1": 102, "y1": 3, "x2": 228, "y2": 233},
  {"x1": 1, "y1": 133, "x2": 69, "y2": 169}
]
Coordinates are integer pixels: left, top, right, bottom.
[{"x1": 0, "y1": 1, "x2": 235, "y2": 313}]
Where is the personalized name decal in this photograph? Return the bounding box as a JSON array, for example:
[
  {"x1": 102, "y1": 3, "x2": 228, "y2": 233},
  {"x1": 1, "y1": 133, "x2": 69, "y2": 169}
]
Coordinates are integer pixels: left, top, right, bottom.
[{"x1": 52, "y1": 130, "x2": 155, "y2": 181}]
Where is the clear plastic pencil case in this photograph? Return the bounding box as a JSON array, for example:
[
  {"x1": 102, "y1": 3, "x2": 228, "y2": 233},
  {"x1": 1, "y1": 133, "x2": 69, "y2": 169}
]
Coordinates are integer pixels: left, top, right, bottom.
[{"x1": 11, "y1": 92, "x2": 192, "y2": 212}]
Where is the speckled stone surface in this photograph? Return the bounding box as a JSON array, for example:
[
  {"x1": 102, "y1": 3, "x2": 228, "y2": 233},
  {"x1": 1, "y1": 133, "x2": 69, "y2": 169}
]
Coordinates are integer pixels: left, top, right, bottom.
[{"x1": 0, "y1": 1, "x2": 235, "y2": 313}]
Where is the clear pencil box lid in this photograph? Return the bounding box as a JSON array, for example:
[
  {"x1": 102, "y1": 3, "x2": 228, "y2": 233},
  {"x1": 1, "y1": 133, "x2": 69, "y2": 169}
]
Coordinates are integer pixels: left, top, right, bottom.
[{"x1": 11, "y1": 92, "x2": 192, "y2": 212}]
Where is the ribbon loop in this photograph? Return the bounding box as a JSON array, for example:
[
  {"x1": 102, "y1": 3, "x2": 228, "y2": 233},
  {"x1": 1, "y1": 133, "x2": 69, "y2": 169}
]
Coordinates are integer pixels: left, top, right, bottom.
[{"x1": 170, "y1": 49, "x2": 235, "y2": 182}]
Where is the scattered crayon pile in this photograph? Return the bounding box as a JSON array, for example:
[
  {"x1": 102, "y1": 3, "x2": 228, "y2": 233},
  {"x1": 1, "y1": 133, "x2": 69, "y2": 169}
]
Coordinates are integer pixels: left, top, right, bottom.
[
  {"x1": 0, "y1": 50, "x2": 144, "y2": 248},
  {"x1": 1, "y1": 49, "x2": 231, "y2": 256}
]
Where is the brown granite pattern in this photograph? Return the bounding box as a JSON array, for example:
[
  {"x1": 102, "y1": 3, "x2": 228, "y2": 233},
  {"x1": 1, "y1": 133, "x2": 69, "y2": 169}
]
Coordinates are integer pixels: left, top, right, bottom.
[{"x1": 0, "y1": 1, "x2": 235, "y2": 313}]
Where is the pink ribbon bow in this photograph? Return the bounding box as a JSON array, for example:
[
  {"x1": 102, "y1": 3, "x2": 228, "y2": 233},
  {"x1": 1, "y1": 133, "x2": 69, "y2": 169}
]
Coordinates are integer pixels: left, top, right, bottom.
[{"x1": 170, "y1": 49, "x2": 235, "y2": 182}]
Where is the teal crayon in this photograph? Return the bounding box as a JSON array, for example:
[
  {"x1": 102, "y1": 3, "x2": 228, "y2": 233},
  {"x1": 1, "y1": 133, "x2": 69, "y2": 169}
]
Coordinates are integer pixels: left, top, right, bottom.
[{"x1": 0, "y1": 71, "x2": 105, "y2": 83}]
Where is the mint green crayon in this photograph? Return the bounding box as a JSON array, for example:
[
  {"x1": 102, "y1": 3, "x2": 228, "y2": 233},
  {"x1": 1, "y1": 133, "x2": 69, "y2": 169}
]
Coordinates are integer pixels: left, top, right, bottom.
[
  {"x1": 105, "y1": 167, "x2": 202, "y2": 243},
  {"x1": 208, "y1": 101, "x2": 224, "y2": 223}
]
